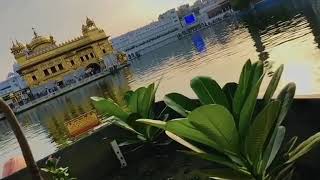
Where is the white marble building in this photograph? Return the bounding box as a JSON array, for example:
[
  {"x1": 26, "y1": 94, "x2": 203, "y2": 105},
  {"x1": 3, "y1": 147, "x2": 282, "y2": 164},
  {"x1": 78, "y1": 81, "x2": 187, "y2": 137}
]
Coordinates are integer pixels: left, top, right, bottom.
[{"x1": 111, "y1": 9, "x2": 182, "y2": 59}]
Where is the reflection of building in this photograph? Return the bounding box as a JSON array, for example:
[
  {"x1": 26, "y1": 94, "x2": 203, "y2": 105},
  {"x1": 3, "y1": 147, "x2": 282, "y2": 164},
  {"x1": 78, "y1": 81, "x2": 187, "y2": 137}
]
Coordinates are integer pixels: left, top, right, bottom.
[
  {"x1": 46, "y1": 115, "x2": 70, "y2": 148},
  {"x1": 192, "y1": 33, "x2": 207, "y2": 52},
  {"x1": 11, "y1": 17, "x2": 116, "y2": 92},
  {"x1": 304, "y1": 0, "x2": 320, "y2": 48},
  {"x1": 310, "y1": 0, "x2": 320, "y2": 16},
  {"x1": 65, "y1": 110, "x2": 100, "y2": 138},
  {"x1": 104, "y1": 70, "x2": 131, "y2": 106},
  {"x1": 111, "y1": 9, "x2": 182, "y2": 59}
]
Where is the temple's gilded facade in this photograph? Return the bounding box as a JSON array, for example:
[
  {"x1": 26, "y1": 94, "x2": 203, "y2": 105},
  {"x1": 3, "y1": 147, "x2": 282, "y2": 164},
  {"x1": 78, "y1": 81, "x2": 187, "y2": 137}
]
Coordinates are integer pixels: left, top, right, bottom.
[{"x1": 11, "y1": 18, "x2": 122, "y2": 88}]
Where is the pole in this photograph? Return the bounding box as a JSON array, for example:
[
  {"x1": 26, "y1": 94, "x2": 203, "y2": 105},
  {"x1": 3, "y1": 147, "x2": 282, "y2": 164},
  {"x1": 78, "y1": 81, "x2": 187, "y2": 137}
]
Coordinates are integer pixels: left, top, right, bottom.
[{"x1": 0, "y1": 98, "x2": 43, "y2": 180}]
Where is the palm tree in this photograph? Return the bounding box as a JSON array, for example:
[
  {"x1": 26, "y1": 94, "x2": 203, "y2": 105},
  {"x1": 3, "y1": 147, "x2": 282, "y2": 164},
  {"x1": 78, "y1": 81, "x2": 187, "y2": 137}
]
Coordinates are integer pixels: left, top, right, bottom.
[{"x1": 0, "y1": 98, "x2": 43, "y2": 180}]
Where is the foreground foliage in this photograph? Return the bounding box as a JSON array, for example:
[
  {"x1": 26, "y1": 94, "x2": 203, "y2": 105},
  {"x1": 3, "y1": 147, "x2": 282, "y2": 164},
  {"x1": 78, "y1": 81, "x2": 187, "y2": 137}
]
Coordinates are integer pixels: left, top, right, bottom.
[
  {"x1": 91, "y1": 82, "x2": 166, "y2": 145},
  {"x1": 139, "y1": 60, "x2": 320, "y2": 180},
  {"x1": 41, "y1": 156, "x2": 76, "y2": 180}
]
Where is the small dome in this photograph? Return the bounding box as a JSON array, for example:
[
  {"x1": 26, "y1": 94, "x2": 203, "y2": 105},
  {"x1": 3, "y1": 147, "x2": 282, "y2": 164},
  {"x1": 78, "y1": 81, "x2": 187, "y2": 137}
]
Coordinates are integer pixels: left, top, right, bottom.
[
  {"x1": 26, "y1": 28, "x2": 56, "y2": 52},
  {"x1": 86, "y1": 17, "x2": 95, "y2": 27},
  {"x1": 10, "y1": 40, "x2": 26, "y2": 55},
  {"x1": 15, "y1": 40, "x2": 24, "y2": 48},
  {"x1": 11, "y1": 41, "x2": 17, "y2": 49}
]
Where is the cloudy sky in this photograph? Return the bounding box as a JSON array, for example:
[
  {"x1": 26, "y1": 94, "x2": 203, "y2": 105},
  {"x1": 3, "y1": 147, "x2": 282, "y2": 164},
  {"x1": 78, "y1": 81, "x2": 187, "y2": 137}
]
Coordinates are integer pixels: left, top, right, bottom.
[{"x1": 0, "y1": 0, "x2": 196, "y2": 80}]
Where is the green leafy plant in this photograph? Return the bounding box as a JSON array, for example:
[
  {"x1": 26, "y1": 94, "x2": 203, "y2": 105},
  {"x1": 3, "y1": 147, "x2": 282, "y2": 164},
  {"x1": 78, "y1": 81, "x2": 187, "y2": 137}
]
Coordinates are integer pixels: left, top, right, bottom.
[
  {"x1": 91, "y1": 82, "x2": 166, "y2": 146},
  {"x1": 138, "y1": 60, "x2": 320, "y2": 180},
  {"x1": 41, "y1": 156, "x2": 76, "y2": 180},
  {"x1": 164, "y1": 60, "x2": 265, "y2": 121}
]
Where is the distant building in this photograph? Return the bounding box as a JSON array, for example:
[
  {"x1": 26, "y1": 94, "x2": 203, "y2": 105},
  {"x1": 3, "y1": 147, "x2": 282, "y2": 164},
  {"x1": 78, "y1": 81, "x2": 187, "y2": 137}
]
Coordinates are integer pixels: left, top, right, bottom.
[
  {"x1": 0, "y1": 72, "x2": 27, "y2": 97},
  {"x1": 111, "y1": 9, "x2": 182, "y2": 59},
  {"x1": 0, "y1": 72, "x2": 29, "y2": 108},
  {"x1": 11, "y1": 17, "x2": 125, "y2": 94},
  {"x1": 177, "y1": 4, "x2": 192, "y2": 19},
  {"x1": 199, "y1": 0, "x2": 232, "y2": 24}
]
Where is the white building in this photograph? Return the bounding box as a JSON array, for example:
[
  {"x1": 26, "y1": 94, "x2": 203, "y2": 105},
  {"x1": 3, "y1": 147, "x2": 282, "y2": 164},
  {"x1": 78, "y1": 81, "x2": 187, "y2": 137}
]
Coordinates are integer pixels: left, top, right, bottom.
[
  {"x1": 0, "y1": 72, "x2": 27, "y2": 97},
  {"x1": 0, "y1": 71, "x2": 29, "y2": 108},
  {"x1": 199, "y1": 0, "x2": 232, "y2": 24},
  {"x1": 111, "y1": 9, "x2": 182, "y2": 59}
]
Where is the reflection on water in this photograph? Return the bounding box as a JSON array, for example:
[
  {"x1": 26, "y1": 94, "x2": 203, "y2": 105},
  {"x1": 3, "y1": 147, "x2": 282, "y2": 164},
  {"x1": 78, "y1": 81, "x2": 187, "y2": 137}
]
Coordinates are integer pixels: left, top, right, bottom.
[
  {"x1": 0, "y1": 70, "x2": 131, "y2": 175},
  {"x1": 192, "y1": 33, "x2": 207, "y2": 52},
  {"x1": 1, "y1": 0, "x2": 320, "y2": 176}
]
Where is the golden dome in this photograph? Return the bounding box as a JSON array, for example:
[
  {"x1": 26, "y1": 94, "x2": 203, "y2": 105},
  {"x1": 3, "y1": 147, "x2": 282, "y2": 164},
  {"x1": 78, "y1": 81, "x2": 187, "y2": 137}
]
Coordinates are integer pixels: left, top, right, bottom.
[
  {"x1": 86, "y1": 17, "x2": 95, "y2": 27},
  {"x1": 26, "y1": 28, "x2": 56, "y2": 52},
  {"x1": 11, "y1": 40, "x2": 18, "y2": 49},
  {"x1": 10, "y1": 40, "x2": 26, "y2": 55},
  {"x1": 15, "y1": 40, "x2": 24, "y2": 48}
]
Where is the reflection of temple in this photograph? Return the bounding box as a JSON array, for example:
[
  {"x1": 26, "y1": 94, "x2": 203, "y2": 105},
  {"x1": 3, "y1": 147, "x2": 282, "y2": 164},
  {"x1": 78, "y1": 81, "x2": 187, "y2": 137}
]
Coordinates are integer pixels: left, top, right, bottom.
[
  {"x1": 301, "y1": 0, "x2": 320, "y2": 48},
  {"x1": 103, "y1": 69, "x2": 131, "y2": 106},
  {"x1": 46, "y1": 116, "x2": 70, "y2": 148},
  {"x1": 11, "y1": 17, "x2": 122, "y2": 94}
]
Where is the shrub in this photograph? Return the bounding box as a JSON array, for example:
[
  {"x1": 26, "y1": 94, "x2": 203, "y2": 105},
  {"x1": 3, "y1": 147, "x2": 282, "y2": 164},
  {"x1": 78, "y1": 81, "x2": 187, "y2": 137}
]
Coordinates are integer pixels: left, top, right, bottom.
[
  {"x1": 138, "y1": 60, "x2": 320, "y2": 180},
  {"x1": 41, "y1": 156, "x2": 76, "y2": 180},
  {"x1": 91, "y1": 82, "x2": 166, "y2": 146}
]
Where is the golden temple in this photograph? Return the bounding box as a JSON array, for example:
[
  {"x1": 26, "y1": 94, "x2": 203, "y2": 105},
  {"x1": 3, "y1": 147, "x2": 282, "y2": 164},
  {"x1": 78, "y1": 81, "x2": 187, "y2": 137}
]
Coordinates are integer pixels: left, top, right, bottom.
[{"x1": 10, "y1": 17, "x2": 126, "y2": 88}]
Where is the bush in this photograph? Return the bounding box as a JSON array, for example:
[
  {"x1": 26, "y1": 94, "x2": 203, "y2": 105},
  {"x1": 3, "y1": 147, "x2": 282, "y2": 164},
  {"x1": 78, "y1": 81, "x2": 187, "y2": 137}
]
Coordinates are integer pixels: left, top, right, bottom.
[{"x1": 138, "y1": 60, "x2": 320, "y2": 180}]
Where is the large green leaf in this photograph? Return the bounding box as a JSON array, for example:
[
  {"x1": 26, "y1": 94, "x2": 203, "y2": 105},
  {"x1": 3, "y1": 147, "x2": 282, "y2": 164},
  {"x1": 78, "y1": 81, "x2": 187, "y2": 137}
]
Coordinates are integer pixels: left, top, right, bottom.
[
  {"x1": 165, "y1": 131, "x2": 204, "y2": 153},
  {"x1": 127, "y1": 84, "x2": 157, "y2": 119},
  {"x1": 191, "y1": 76, "x2": 230, "y2": 109},
  {"x1": 272, "y1": 163, "x2": 294, "y2": 180},
  {"x1": 136, "y1": 87, "x2": 147, "y2": 116},
  {"x1": 281, "y1": 136, "x2": 298, "y2": 155},
  {"x1": 261, "y1": 126, "x2": 286, "y2": 172},
  {"x1": 233, "y1": 60, "x2": 252, "y2": 119},
  {"x1": 164, "y1": 93, "x2": 200, "y2": 117},
  {"x1": 140, "y1": 83, "x2": 155, "y2": 118},
  {"x1": 245, "y1": 101, "x2": 280, "y2": 167},
  {"x1": 138, "y1": 118, "x2": 222, "y2": 152},
  {"x1": 112, "y1": 117, "x2": 144, "y2": 136},
  {"x1": 248, "y1": 61, "x2": 264, "y2": 91},
  {"x1": 91, "y1": 97, "x2": 129, "y2": 120},
  {"x1": 182, "y1": 151, "x2": 243, "y2": 172},
  {"x1": 263, "y1": 65, "x2": 284, "y2": 105},
  {"x1": 188, "y1": 105, "x2": 240, "y2": 155},
  {"x1": 136, "y1": 119, "x2": 166, "y2": 129},
  {"x1": 124, "y1": 90, "x2": 134, "y2": 105},
  {"x1": 199, "y1": 169, "x2": 253, "y2": 180},
  {"x1": 276, "y1": 83, "x2": 296, "y2": 125},
  {"x1": 287, "y1": 132, "x2": 320, "y2": 163},
  {"x1": 238, "y1": 74, "x2": 265, "y2": 137},
  {"x1": 127, "y1": 89, "x2": 139, "y2": 113},
  {"x1": 223, "y1": 82, "x2": 238, "y2": 113}
]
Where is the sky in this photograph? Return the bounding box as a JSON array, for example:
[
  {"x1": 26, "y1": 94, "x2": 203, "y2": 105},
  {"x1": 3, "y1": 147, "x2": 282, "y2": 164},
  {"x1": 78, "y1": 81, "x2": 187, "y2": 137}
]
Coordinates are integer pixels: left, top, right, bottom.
[{"x1": 0, "y1": 0, "x2": 196, "y2": 81}]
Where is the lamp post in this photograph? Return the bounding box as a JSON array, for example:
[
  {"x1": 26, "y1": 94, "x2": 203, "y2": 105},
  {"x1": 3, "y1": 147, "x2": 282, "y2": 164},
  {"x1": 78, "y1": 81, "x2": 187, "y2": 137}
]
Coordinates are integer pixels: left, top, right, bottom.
[{"x1": 0, "y1": 98, "x2": 43, "y2": 180}]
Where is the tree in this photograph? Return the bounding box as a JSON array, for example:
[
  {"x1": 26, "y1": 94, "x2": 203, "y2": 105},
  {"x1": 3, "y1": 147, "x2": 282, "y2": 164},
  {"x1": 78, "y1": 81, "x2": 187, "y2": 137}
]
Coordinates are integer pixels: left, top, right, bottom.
[{"x1": 0, "y1": 98, "x2": 43, "y2": 180}]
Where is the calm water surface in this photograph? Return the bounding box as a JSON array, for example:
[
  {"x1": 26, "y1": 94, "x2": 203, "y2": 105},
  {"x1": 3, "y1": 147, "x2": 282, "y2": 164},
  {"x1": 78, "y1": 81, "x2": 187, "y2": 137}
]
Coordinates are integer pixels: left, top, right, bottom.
[{"x1": 1, "y1": 0, "x2": 320, "y2": 176}]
